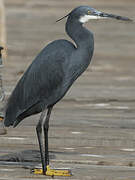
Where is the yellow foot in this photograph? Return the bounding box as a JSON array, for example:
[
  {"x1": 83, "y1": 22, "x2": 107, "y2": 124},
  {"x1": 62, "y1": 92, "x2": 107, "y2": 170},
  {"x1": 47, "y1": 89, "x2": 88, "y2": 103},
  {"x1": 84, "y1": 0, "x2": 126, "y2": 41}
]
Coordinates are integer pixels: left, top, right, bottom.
[{"x1": 32, "y1": 165, "x2": 72, "y2": 176}]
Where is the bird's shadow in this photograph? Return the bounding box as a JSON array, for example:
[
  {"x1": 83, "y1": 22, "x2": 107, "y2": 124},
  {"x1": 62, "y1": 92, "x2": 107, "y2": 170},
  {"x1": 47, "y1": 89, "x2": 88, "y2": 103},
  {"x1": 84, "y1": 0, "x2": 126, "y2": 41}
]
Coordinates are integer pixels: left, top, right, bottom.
[{"x1": 0, "y1": 149, "x2": 55, "y2": 168}]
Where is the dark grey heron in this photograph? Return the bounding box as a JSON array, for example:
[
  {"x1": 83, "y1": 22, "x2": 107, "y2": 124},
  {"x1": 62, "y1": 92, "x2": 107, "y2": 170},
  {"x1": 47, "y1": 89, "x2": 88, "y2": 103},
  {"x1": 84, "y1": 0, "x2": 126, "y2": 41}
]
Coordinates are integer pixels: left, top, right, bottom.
[{"x1": 4, "y1": 6, "x2": 131, "y2": 175}]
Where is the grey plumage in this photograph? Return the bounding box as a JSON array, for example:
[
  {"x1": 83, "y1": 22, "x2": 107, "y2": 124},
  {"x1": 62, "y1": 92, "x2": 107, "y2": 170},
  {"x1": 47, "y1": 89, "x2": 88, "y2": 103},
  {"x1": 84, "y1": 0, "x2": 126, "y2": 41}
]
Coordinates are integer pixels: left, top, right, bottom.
[
  {"x1": 5, "y1": 10, "x2": 95, "y2": 127},
  {"x1": 4, "y1": 6, "x2": 131, "y2": 175}
]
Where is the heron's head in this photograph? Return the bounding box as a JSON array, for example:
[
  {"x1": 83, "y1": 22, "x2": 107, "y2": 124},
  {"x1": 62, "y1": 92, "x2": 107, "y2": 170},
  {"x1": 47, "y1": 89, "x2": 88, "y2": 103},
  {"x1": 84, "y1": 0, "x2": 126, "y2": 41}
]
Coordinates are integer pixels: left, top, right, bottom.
[{"x1": 56, "y1": 6, "x2": 132, "y2": 23}]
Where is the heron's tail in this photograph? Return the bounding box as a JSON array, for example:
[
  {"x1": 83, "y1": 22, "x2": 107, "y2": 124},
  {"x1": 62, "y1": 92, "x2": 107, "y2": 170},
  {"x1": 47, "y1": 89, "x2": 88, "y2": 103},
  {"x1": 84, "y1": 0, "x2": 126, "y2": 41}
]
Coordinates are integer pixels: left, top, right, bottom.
[
  {"x1": 4, "y1": 95, "x2": 19, "y2": 127},
  {"x1": 4, "y1": 106, "x2": 17, "y2": 127}
]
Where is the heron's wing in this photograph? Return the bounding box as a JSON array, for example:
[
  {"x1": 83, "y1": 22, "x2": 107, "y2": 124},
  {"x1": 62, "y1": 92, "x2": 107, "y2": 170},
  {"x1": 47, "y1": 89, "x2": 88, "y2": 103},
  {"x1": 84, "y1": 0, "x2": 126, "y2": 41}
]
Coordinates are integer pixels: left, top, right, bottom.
[
  {"x1": 5, "y1": 55, "x2": 64, "y2": 126},
  {"x1": 5, "y1": 40, "x2": 75, "y2": 127},
  {"x1": 16, "y1": 53, "x2": 64, "y2": 114},
  {"x1": 18, "y1": 40, "x2": 75, "y2": 113}
]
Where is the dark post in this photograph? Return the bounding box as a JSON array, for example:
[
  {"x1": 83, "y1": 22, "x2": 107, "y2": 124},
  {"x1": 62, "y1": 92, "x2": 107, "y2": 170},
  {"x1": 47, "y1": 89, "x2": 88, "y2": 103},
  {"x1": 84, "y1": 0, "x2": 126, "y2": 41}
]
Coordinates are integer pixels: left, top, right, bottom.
[{"x1": 0, "y1": 46, "x2": 7, "y2": 135}]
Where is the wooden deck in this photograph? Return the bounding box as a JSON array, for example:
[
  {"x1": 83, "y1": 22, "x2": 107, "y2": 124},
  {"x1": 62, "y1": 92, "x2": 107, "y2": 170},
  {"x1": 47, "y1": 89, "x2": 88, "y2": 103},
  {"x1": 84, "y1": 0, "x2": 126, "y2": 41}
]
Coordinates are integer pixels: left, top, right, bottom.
[{"x1": 0, "y1": 0, "x2": 135, "y2": 179}]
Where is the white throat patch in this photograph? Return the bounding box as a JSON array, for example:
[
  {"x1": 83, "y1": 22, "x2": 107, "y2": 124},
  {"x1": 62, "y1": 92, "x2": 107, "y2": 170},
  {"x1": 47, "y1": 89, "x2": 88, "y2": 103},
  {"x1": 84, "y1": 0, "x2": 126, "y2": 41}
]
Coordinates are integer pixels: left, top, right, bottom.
[{"x1": 79, "y1": 15, "x2": 106, "y2": 23}]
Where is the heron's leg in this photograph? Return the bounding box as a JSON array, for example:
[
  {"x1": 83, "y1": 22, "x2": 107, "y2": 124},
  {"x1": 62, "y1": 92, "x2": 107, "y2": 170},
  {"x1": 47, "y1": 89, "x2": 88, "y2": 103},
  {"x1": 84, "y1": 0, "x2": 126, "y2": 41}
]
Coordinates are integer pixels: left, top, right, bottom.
[
  {"x1": 36, "y1": 109, "x2": 46, "y2": 175},
  {"x1": 43, "y1": 106, "x2": 53, "y2": 167}
]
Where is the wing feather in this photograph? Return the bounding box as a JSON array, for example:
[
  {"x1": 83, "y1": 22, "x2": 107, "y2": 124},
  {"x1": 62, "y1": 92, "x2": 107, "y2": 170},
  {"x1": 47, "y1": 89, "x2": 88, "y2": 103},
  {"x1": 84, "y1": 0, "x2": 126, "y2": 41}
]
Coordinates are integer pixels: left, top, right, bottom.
[{"x1": 4, "y1": 40, "x2": 75, "y2": 127}]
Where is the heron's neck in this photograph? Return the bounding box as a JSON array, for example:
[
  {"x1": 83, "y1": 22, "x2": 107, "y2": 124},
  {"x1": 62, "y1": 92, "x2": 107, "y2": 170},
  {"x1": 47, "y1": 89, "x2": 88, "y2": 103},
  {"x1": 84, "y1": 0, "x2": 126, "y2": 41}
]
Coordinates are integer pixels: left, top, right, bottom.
[{"x1": 66, "y1": 18, "x2": 94, "y2": 49}]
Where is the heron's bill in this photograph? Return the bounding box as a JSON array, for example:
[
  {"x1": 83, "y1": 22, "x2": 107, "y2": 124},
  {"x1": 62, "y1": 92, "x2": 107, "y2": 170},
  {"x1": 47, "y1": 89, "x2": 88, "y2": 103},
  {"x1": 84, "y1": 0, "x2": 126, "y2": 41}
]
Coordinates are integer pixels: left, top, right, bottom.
[{"x1": 99, "y1": 12, "x2": 132, "y2": 21}]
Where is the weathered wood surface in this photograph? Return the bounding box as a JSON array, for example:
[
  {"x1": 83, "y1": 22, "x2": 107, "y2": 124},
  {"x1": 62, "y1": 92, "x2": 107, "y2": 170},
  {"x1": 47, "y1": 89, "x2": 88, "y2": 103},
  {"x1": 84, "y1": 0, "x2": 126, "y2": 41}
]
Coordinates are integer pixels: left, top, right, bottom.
[
  {"x1": 0, "y1": 0, "x2": 135, "y2": 179},
  {"x1": 0, "y1": 0, "x2": 6, "y2": 48},
  {"x1": 0, "y1": 0, "x2": 6, "y2": 102},
  {"x1": 0, "y1": 0, "x2": 6, "y2": 135}
]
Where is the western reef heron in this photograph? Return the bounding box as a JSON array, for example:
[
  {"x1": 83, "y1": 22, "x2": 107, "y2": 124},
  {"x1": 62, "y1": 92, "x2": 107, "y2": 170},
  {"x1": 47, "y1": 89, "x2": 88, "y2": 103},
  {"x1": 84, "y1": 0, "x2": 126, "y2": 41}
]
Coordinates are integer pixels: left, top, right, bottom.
[{"x1": 4, "y1": 6, "x2": 132, "y2": 175}]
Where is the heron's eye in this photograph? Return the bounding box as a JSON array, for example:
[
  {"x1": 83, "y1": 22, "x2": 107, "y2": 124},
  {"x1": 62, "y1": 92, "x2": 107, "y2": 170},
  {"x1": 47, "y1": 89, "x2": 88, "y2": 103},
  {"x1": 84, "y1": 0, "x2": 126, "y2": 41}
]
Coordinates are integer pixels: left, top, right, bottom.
[{"x1": 87, "y1": 10, "x2": 91, "y2": 15}]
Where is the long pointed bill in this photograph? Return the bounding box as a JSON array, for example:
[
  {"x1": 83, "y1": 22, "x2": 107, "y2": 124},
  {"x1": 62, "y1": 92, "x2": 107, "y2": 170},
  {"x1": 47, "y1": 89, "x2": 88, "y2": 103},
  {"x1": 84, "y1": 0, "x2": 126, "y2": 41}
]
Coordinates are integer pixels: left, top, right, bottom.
[{"x1": 98, "y1": 12, "x2": 132, "y2": 21}]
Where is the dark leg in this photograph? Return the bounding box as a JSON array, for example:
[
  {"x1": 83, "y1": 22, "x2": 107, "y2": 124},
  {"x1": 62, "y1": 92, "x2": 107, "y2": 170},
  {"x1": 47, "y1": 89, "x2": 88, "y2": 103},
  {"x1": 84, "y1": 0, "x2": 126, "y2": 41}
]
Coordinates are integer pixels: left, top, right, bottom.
[
  {"x1": 43, "y1": 106, "x2": 53, "y2": 167},
  {"x1": 36, "y1": 110, "x2": 46, "y2": 175}
]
